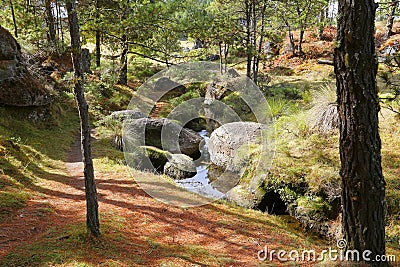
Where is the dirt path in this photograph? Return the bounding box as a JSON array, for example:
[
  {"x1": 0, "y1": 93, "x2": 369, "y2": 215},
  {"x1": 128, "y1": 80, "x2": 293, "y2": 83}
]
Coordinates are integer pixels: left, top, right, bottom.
[
  {"x1": 0, "y1": 134, "x2": 321, "y2": 266},
  {"x1": 0, "y1": 136, "x2": 87, "y2": 260}
]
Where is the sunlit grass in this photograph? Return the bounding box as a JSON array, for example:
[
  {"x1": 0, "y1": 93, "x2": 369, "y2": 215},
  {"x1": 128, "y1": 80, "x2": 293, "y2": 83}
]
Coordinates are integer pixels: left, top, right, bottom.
[{"x1": 0, "y1": 101, "x2": 79, "y2": 217}]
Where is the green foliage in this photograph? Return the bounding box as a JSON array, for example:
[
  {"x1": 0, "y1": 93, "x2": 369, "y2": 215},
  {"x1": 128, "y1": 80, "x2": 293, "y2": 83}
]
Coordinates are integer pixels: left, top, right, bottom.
[
  {"x1": 83, "y1": 74, "x2": 134, "y2": 120},
  {"x1": 267, "y1": 97, "x2": 301, "y2": 118},
  {"x1": 264, "y1": 85, "x2": 303, "y2": 99},
  {"x1": 296, "y1": 195, "x2": 332, "y2": 220},
  {"x1": 158, "y1": 85, "x2": 201, "y2": 118},
  {"x1": 129, "y1": 57, "x2": 163, "y2": 82}
]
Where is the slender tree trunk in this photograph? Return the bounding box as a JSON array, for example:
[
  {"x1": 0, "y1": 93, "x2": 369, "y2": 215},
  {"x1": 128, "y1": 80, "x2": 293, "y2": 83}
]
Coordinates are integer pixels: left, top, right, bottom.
[
  {"x1": 385, "y1": 0, "x2": 397, "y2": 39},
  {"x1": 245, "y1": 0, "x2": 252, "y2": 79},
  {"x1": 95, "y1": 0, "x2": 101, "y2": 67},
  {"x1": 288, "y1": 28, "x2": 296, "y2": 57},
  {"x1": 9, "y1": 0, "x2": 18, "y2": 38},
  {"x1": 251, "y1": 0, "x2": 257, "y2": 83},
  {"x1": 219, "y1": 42, "x2": 223, "y2": 74},
  {"x1": 319, "y1": 10, "x2": 325, "y2": 41},
  {"x1": 57, "y1": 0, "x2": 64, "y2": 45},
  {"x1": 224, "y1": 43, "x2": 229, "y2": 73},
  {"x1": 66, "y1": 0, "x2": 100, "y2": 237},
  {"x1": 55, "y1": 0, "x2": 60, "y2": 39},
  {"x1": 45, "y1": 0, "x2": 57, "y2": 45},
  {"x1": 117, "y1": 34, "x2": 128, "y2": 85},
  {"x1": 334, "y1": 0, "x2": 387, "y2": 265},
  {"x1": 95, "y1": 31, "x2": 101, "y2": 68},
  {"x1": 255, "y1": 0, "x2": 267, "y2": 85},
  {"x1": 298, "y1": 29, "x2": 304, "y2": 56}
]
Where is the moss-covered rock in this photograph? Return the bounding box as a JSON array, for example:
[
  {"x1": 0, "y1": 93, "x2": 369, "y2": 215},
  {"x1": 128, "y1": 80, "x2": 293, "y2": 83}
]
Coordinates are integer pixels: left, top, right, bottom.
[
  {"x1": 163, "y1": 154, "x2": 196, "y2": 180},
  {"x1": 0, "y1": 26, "x2": 52, "y2": 107}
]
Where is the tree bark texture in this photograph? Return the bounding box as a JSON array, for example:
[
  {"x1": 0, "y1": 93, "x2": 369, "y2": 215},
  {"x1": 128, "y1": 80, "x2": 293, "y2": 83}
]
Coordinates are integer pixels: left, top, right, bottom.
[
  {"x1": 66, "y1": 0, "x2": 100, "y2": 237},
  {"x1": 334, "y1": 0, "x2": 387, "y2": 265}
]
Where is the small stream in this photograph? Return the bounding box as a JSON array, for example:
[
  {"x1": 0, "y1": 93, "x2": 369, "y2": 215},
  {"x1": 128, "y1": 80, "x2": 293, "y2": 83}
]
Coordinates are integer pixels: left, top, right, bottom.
[{"x1": 175, "y1": 130, "x2": 225, "y2": 199}]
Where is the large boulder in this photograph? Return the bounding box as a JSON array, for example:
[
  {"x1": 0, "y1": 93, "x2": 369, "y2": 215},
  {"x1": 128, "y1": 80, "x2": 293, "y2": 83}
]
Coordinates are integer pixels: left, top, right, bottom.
[
  {"x1": 0, "y1": 26, "x2": 52, "y2": 106},
  {"x1": 208, "y1": 122, "x2": 265, "y2": 171},
  {"x1": 125, "y1": 118, "x2": 202, "y2": 159},
  {"x1": 208, "y1": 122, "x2": 273, "y2": 211},
  {"x1": 163, "y1": 153, "x2": 197, "y2": 180},
  {"x1": 126, "y1": 145, "x2": 197, "y2": 179}
]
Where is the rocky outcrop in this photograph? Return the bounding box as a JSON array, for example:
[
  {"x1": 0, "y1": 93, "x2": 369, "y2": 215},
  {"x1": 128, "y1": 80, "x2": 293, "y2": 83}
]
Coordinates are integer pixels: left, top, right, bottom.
[
  {"x1": 126, "y1": 118, "x2": 202, "y2": 159},
  {"x1": 0, "y1": 26, "x2": 52, "y2": 106},
  {"x1": 163, "y1": 153, "x2": 197, "y2": 180},
  {"x1": 208, "y1": 122, "x2": 265, "y2": 172}
]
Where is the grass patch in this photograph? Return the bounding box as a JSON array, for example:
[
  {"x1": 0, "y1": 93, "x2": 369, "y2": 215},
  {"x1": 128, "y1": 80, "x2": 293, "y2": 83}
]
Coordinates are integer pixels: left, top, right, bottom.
[
  {"x1": 0, "y1": 99, "x2": 79, "y2": 218},
  {"x1": 0, "y1": 191, "x2": 29, "y2": 211},
  {"x1": 0, "y1": 219, "x2": 138, "y2": 267}
]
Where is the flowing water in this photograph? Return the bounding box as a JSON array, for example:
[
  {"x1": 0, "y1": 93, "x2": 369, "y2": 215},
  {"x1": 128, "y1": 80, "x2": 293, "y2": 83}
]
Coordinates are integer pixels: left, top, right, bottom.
[{"x1": 175, "y1": 130, "x2": 225, "y2": 199}]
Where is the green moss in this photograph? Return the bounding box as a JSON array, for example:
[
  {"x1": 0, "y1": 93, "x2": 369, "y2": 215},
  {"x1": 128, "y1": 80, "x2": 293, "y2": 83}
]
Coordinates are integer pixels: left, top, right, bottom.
[
  {"x1": 296, "y1": 196, "x2": 332, "y2": 220},
  {"x1": 0, "y1": 191, "x2": 29, "y2": 211}
]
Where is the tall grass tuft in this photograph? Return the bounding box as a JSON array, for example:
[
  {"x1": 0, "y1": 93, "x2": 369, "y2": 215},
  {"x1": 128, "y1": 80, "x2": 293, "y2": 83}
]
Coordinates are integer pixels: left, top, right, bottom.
[{"x1": 309, "y1": 83, "x2": 339, "y2": 134}]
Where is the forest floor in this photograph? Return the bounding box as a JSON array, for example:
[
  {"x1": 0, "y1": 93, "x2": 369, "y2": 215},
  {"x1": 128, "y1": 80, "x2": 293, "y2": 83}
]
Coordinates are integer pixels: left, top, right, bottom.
[{"x1": 0, "y1": 131, "x2": 333, "y2": 266}]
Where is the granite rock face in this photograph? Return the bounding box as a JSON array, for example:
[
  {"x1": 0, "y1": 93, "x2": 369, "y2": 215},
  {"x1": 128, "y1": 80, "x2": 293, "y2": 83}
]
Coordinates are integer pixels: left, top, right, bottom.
[
  {"x1": 208, "y1": 122, "x2": 264, "y2": 171},
  {"x1": 126, "y1": 118, "x2": 202, "y2": 159},
  {"x1": 163, "y1": 153, "x2": 197, "y2": 180},
  {"x1": 0, "y1": 26, "x2": 52, "y2": 106}
]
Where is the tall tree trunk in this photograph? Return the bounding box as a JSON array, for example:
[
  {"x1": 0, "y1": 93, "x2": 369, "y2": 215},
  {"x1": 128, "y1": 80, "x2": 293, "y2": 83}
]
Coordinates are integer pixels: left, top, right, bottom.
[
  {"x1": 334, "y1": 0, "x2": 387, "y2": 264},
  {"x1": 255, "y1": 0, "x2": 267, "y2": 84},
  {"x1": 55, "y1": 0, "x2": 59, "y2": 39},
  {"x1": 9, "y1": 0, "x2": 18, "y2": 38},
  {"x1": 319, "y1": 10, "x2": 325, "y2": 41},
  {"x1": 251, "y1": 0, "x2": 257, "y2": 83},
  {"x1": 95, "y1": 0, "x2": 101, "y2": 67},
  {"x1": 117, "y1": 34, "x2": 128, "y2": 85},
  {"x1": 298, "y1": 29, "x2": 304, "y2": 56},
  {"x1": 219, "y1": 42, "x2": 223, "y2": 74},
  {"x1": 57, "y1": 0, "x2": 64, "y2": 45},
  {"x1": 224, "y1": 43, "x2": 229, "y2": 73},
  {"x1": 385, "y1": 0, "x2": 397, "y2": 39},
  {"x1": 45, "y1": 0, "x2": 57, "y2": 45},
  {"x1": 288, "y1": 28, "x2": 296, "y2": 57},
  {"x1": 66, "y1": 0, "x2": 100, "y2": 237},
  {"x1": 245, "y1": 0, "x2": 252, "y2": 79},
  {"x1": 95, "y1": 30, "x2": 101, "y2": 68}
]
